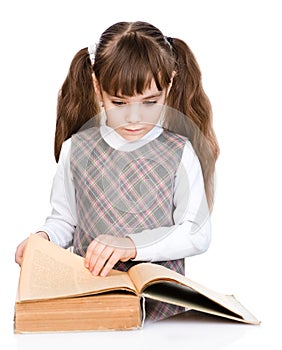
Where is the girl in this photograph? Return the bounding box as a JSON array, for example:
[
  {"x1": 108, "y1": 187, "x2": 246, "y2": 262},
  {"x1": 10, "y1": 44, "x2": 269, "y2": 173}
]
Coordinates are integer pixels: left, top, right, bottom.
[{"x1": 15, "y1": 21, "x2": 219, "y2": 321}]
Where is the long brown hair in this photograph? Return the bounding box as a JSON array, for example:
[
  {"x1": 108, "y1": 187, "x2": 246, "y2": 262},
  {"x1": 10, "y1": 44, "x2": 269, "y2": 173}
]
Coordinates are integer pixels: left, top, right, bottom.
[{"x1": 55, "y1": 21, "x2": 219, "y2": 208}]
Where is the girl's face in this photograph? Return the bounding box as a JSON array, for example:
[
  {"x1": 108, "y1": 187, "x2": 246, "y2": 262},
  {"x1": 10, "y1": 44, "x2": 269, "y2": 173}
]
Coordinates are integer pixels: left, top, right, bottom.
[{"x1": 99, "y1": 80, "x2": 170, "y2": 141}]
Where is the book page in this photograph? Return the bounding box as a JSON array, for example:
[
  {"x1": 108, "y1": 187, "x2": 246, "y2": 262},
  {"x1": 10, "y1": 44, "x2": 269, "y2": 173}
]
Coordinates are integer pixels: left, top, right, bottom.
[
  {"x1": 18, "y1": 234, "x2": 137, "y2": 301},
  {"x1": 128, "y1": 263, "x2": 260, "y2": 324},
  {"x1": 142, "y1": 282, "x2": 259, "y2": 324},
  {"x1": 129, "y1": 262, "x2": 212, "y2": 294}
]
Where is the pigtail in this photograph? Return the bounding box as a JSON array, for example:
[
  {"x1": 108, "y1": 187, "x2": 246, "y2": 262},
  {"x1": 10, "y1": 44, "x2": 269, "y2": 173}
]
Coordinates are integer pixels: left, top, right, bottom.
[
  {"x1": 166, "y1": 38, "x2": 220, "y2": 209},
  {"x1": 54, "y1": 48, "x2": 100, "y2": 162}
]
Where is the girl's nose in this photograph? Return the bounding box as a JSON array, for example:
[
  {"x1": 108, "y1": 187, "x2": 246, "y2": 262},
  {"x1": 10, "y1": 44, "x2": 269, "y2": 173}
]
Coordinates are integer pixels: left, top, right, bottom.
[{"x1": 125, "y1": 103, "x2": 142, "y2": 123}]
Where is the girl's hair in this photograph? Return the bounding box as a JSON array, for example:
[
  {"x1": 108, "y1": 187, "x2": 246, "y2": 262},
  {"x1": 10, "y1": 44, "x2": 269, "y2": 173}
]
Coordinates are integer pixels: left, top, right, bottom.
[{"x1": 55, "y1": 21, "x2": 219, "y2": 209}]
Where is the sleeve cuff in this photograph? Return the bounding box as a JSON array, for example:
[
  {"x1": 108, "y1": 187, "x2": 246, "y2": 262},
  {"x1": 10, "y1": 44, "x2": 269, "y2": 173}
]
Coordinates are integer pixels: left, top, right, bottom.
[
  {"x1": 126, "y1": 233, "x2": 155, "y2": 261},
  {"x1": 35, "y1": 225, "x2": 73, "y2": 249}
]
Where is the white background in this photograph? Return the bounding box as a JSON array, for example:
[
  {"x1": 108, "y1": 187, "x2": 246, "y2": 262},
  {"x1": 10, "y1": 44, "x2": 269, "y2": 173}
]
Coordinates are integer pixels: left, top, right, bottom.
[{"x1": 1, "y1": 0, "x2": 281, "y2": 349}]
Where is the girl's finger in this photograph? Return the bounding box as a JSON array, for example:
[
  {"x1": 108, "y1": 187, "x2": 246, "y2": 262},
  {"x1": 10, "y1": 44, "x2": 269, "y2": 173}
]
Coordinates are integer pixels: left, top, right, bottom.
[
  {"x1": 91, "y1": 245, "x2": 114, "y2": 276},
  {"x1": 15, "y1": 239, "x2": 28, "y2": 265},
  {"x1": 85, "y1": 240, "x2": 103, "y2": 269},
  {"x1": 100, "y1": 250, "x2": 121, "y2": 277}
]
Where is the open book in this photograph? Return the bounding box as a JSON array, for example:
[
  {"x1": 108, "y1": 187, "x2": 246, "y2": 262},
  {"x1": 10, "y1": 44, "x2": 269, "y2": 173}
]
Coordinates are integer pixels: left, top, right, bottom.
[{"x1": 14, "y1": 234, "x2": 260, "y2": 333}]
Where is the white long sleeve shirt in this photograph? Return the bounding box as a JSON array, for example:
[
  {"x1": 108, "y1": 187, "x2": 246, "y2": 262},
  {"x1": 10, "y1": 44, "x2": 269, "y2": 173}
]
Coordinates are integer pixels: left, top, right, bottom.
[{"x1": 37, "y1": 125, "x2": 211, "y2": 262}]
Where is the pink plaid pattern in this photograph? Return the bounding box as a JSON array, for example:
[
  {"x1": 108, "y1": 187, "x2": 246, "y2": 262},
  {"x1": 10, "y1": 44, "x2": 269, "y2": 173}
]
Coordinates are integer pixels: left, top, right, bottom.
[{"x1": 71, "y1": 127, "x2": 187, "y2": 321}]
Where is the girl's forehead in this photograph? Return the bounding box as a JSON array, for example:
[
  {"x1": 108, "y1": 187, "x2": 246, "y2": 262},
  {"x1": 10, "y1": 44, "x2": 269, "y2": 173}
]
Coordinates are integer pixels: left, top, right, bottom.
[
  {"x1": 104, "y1": 78, "x2": 165, "y2": 98},
  {"x1": 113, "y1": 80, "x2": 162, "y2": 97}
]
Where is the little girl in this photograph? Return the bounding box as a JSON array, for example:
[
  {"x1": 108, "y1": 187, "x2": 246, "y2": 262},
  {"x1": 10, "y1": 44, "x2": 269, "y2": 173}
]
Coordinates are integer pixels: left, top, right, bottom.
[{"x1": 15, "y1": 21, "x2": 219, "y2": 321}]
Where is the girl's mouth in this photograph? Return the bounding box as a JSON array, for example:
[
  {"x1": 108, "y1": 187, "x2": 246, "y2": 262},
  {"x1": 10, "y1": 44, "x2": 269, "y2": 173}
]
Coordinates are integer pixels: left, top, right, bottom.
[{"x1": 124, "y1": 128, "x2": 143, "y2": 133}]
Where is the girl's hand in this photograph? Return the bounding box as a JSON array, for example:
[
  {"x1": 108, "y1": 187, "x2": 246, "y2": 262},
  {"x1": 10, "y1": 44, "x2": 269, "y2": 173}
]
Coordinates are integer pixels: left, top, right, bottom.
[
  {"x1": 15, "y1": 231, "x2": 49, "y2": 266},
  {"x1": 85, "y1": 234, "x2": 137, "y2": 277}
]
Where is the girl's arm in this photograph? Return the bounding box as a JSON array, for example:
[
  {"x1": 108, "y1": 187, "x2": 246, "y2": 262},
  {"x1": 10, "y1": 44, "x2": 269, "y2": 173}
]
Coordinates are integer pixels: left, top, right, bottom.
[
  {"x1": 126, "y1": 141, "x2": 211, "y2": 262},
  {"x1": 36, "y1": 139, "x2": 77, "y2": 249}
]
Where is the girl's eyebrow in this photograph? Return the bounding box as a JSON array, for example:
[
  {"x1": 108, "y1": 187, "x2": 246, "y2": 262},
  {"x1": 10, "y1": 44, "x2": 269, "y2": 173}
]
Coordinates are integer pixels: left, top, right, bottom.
[{"x1": 142, "y1": 93, "x2": 162, "y2": 100}]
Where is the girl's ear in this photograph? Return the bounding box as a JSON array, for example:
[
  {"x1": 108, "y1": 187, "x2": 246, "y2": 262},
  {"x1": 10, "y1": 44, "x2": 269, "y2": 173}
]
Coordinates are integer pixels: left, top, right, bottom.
[{"x1": 92, "y1": 73, "x2": 103, "y2": 102}]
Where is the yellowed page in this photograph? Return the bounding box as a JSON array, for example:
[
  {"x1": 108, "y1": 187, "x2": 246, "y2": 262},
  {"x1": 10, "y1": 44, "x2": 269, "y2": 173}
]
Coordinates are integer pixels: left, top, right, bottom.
[
  {"x1": 128, "y1": 263, "x2": 260, "y2": 324},
  {"x1": 19, "y1": 234, "x2": 136, "y2": 301},
  {"x1": 128, "y1": 262, "x2": 213, "y2": 294}
]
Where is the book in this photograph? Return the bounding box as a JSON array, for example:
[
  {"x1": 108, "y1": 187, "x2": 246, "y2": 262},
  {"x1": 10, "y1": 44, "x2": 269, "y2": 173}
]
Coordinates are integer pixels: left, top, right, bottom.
[{"x1": 14, "y1": 234, "x2": 260, "y2": 333}]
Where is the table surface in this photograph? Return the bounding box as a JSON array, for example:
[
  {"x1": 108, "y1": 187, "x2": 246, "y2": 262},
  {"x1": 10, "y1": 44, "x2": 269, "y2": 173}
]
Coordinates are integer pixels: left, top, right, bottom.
[{"x1": 2, "y1": 306, "x2": 278, "y2": 350}]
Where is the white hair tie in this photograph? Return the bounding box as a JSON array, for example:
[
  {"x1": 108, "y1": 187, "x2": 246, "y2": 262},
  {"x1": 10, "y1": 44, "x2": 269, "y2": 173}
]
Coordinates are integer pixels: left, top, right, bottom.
[{"x1": 88, "y1": 45, "x2": 95, "y2": 65}]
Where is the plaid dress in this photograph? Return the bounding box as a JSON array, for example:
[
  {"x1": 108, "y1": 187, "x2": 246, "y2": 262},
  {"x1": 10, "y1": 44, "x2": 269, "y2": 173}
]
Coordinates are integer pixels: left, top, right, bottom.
[{"x1": 71, "y1": 127, "x2": 187, "y2": 321}]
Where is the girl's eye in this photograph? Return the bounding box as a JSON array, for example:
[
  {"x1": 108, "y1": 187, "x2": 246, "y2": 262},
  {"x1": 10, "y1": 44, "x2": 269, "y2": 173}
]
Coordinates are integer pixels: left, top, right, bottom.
[
  {"x1": 112, "y1": 101, "x2": 126, "y2": 106},
  {"x1": 143, "y1": 100, "x2": 157, "y2": 105},
  {"x1": 111, "y1": 100, "x2": 157, "y2": 106}
]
